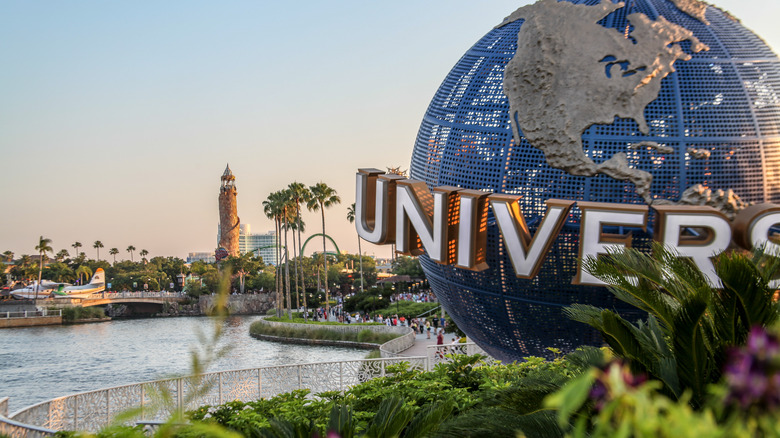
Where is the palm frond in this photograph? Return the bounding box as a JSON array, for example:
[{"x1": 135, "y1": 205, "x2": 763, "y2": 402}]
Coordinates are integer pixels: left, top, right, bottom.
[
  {"x1": 363, "y1": 396, "x2": 413, "y2": 438},
  {"x1": 402, "y1": 398, "x2": 454, "y2": 438},
  {"x1": 670, "y1": 296, "x2": 711, "y2": 408},
  {"x1": 328, "y1": 404, "x2": 356, "y2": 438}
]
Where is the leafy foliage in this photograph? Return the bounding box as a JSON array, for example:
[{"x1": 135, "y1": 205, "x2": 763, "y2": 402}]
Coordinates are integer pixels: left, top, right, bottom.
[
  {"x1": 566, "y1": 245, "x2": 780, "y2": 407},
  {"x1": 547, "y1": 355, "x2": 780, "y2": 438},
  {"x1": 249, "y1": 320, "x2": 397, "y2": 345},
  {"x1": 187, "y1": 349, "x2": 600, "y2": 438}
]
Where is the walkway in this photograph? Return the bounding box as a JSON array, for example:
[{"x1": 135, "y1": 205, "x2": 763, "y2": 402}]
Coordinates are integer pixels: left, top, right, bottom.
[{"x1": 398, "y1": 330, "x2": 445, "y2": 357}]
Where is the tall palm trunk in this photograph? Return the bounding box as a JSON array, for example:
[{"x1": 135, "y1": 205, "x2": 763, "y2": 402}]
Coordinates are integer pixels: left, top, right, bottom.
[
  {"x1": 296, "y1": 206, "x2": 307, "y2": 320},
  {"x1": 275, "y1": 217, "x2": 283, "y2": 317},
  {"x1": 357, "y1": 236, "x2": 364, "y2": 293},
  {"x1": 35, "y1": 257, "x2": 43, "y2": 306},
  {"x1": 320, "y1": 207, "x2": 329, "y2": 316},
  {"x1": 283, "y1": 223, "x2": 292, "y2": 319},
  {"x1": 292, "y1": 230, "x2": 300, "y2": 311}
]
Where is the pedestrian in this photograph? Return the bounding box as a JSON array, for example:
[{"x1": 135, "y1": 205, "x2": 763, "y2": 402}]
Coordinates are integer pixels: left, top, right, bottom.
[
  {"x1": 437, "y1": 329, "x2": 444, "y2": 345},
  {"x1": 425, "y1": 320, "x2": 431, "y2": 339}
]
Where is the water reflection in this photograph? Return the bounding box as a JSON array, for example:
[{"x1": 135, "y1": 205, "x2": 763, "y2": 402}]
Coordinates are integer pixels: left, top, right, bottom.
[{"x1": 0, "y1": 316, "x2": 367, "y2": 412}]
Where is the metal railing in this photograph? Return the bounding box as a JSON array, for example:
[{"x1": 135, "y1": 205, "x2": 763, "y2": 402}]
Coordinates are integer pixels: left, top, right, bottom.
[
  {"x1": 84, "y1": 291, "x2": 186, "y2": 299},
  {"x1": 0, "y1": 397, "x2": 54, "y2": 438},
  {"x1": 2, "y1": 342, "x2": 493, "y2": 435},
  {"x1": 427, "y1": 342, "x2": 494, "y2": 368},
  {"x1": 379, "y1": 329, "x2": 417, "y2": 357},
  {"x1": 2, "y1": 309, "x2": 62, "y2": 319},
  {"x1": 6, "y1": 356, "x2": 427, "y2": 434},
  {"x1": 415, "y1": 306, "x2": 441, "y2": 318}
]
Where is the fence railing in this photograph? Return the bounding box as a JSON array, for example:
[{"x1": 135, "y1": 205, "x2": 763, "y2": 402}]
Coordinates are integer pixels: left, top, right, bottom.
[
  {"x1": 0, "y1": 397, "x2": 54, "y2": 438},
  {"x1": 6, "y1": 356, "x2": 427, "y2": 434},
  {"x1": 427, "y1": 342, "x2": 494, "y2": 368},
  {"x1": 379, "y1": 329, "x2": 417, "y2": 357},
  {"x1": 3, "y1": 342, "x2": 493, "y2": 435},
  {"x1": 84, "y1": 291, "x2": 185, "y2": 299},
  {"x1": 1, "y1": 309, "x2": 62, "y2": 319}
]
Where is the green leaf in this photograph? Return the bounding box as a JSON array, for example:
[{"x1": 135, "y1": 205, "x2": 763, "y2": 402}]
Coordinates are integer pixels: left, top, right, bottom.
[{"x1": 544, "y1": 370, "x2": 595, "y2": 428}]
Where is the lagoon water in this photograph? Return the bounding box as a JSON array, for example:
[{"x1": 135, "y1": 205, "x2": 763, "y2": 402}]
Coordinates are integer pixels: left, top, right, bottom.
[{"x1": 0, "y1": 316, "x2": 368, "y2": 413}]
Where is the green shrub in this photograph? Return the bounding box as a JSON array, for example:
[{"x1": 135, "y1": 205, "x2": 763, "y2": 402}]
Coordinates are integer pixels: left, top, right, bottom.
[
  {"x1": 249, "y1": 321, "x2": 397, "y2": 345},
  {"x1": 567, "y1": 245, "x2": 780, "y2": 408},
  {"x1": 60, "y1": 306, "x2": 106, "y2": 322},
  {"x1": 187, "y1": 350, "x2": 599, "y2": 437}
]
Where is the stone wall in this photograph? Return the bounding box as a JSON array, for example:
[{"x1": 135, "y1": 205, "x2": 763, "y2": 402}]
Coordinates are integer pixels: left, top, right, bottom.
[
  {"x1": 0, "y1": 316, "x2": 61, "y2": 328},
  {"x1": 198, "y1": 293, "x2": 275, "y2": 315}
]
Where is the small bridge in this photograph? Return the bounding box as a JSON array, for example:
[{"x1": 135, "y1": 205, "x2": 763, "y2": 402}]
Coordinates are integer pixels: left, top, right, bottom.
[{"x1": 47, "y1": 292, "x2": 188, "y2": 313}]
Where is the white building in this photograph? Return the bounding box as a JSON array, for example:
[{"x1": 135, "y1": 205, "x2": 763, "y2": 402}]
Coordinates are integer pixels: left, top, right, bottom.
[
  {"x1": 187, "y1": 252, "x2": 216, "y2": 264},
  {"x1": 239, "y1": 224, "x2": 278, "y2": 265}
]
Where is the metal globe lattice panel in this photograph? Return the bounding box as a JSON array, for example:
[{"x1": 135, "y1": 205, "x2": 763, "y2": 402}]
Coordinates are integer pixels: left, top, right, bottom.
[{"x1": 409, "y1": 0, "x2": 780, "y2": 362}]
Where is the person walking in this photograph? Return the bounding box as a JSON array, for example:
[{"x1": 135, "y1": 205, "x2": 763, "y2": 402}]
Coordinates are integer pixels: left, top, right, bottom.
[{"x1": 425, "y1": 320, "x2": 431, "y2": 339}]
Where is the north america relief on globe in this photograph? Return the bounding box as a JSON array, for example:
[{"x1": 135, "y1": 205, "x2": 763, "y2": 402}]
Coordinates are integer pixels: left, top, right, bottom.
[{"x1": 502, "y1": 0, "x2": 708, "y2": 205}]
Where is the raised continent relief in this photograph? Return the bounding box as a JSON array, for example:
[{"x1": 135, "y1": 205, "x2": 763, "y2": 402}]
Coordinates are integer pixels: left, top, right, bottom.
[
  {"x1": 669, "y1": 0, "x2": 709, "y2": 25},
  {"x1": 654, "y1": 184, "x2": 748, "y2": 220},
  {"x1": 500, "y1": 0, "x2": 708, "y2": 204}
]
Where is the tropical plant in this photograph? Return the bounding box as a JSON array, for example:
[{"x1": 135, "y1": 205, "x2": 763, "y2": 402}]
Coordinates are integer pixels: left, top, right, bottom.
[
  {"x1": 43, "y1": 262, "x2": 76, "y2": 283},
  {"x1": 223, "y1": 252, "x2": 260, "y2": 294},
  {"x1": 3, "y1": 250, "x2": 14, "y2": 262},
  {"x1": 10, "y1": 254, "x2": 34, "y2": 281},
  {"x1": 55, "y1": 249, "x2": 69, "y2": 262},
  {"x1": 140, "y1": 249, "x2": 149, "y2": 264},
  {"x1": 75, "y1": 265, "x2": 93, "y2": 285},
  {"x1": 548, "y1": 336, "x2": 780, "y2": 438},
  {"x1": 307, "y1": 182, "x2": 340, "y2": 316},
  {"x1": 288, "y1": 181, "x2": 310, "y2": 317},
  {"x1": 393, "y1": 256, "x2": 424, "y2": 277},
  {"x1": 126, "y1": 245, "x2": 136, "y2": 262},
  {"x1": 93, "y1": 240, "x2": 104, "y2": 261},
  {"x1": 34, "y1": 236, "x2": 53, "y2": 304},
  {"x1": 71, "y1": 241, "x2": 82, "y2": 259},
  {"x1": 109, "y1": 247, "x2": 119, "y2": 264},
  {"x1": 263, "y1": 190, "x2": 287, "y2": 318},
  {"x1": 279, "y1": 190, "x2": 294, "y2": 319},
  {"x1": 565, "y1": 244, "x2": 780, "y2": 408},
  {"x1": 347, "y1": 203, "x2": 365, "y2": 293}
]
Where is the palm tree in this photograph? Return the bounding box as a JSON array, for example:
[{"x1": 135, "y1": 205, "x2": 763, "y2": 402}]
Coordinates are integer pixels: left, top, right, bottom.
[
  {"x1": 109, "y1": 248, "x2": 119, "y2": 264},
  {"x1": 279, "y1": 190, "x2": 295, "y2": 319},
  {"x1": 75, "y1": 265, "x2": 93, "y2": 286},
  {"x1": 55, "y1": 249, "x2": 69, "y2": 262},
  {"x1": 72, "y1": 242, "x2": 82, "y2": 258},
  {"x1": 288, "y1": 182, "x2": 311, "y2": 317},
  {"x1": 2, "y1": 250, "x2": 13, "y2": 262},
  {"x1": 347, "y1": 203, "x2": 365, "y2": 293},
  {"x1": 566, "y1": 244, "x2": 780, "y2": 408},
  {"x1": 47, "y1": 263, "x2": 75, "y2": 283},
  {"x1": 263, "y1": 191, "x2": 286, "y2": 318},
  {"x1": 140, "y1": 249, "x2": 149, "y2": 264},
  {"x1": 34, "y1": 236, "x2": 53, "y2": 304},
  {"x1": 307, "y1": 182, "x2": 341, "y2": 316},
  {"x1": 224, "y1": 252, "x2": 259, "y2": 294},
  {"x1": 93, "y1": 241, "x2": 104, "y2": 261},
  {"x1": 19, "y1": 254, "x2": 33, "y2": 277},
  {"x1": 126, "y1": 245, "x2": 136, "y2": 262}
]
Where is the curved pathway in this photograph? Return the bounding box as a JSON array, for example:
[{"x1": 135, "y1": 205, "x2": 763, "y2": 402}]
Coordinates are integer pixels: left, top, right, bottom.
[{"x1": 398, "y1": 331, "x2": 442, "y2": 357}]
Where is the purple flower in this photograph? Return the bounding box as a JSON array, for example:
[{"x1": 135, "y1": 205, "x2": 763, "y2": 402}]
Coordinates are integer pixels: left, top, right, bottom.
[
  {"x1": 589, "y1": 379, "x2": 609, "y2": 411},
  {"x1": 724, "y1": 326, "x2": 780, "y2": 412},
  {"x1": 588, "y1": 361, "x2": 646, "y2": 411}
]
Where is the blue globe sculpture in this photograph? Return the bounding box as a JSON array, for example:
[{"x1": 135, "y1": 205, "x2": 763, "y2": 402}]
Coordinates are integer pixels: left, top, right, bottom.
[{"x1": 410, "y1": 0, "x2": 780, "y2": 362}]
